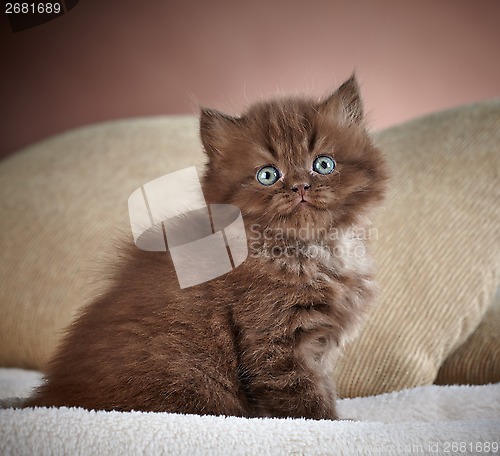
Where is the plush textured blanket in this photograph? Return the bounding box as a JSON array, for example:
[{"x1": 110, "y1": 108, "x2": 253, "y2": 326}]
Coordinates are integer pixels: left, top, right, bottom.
[{"x1": 0, "y1": 369, "x2": 499, "y2": 455}]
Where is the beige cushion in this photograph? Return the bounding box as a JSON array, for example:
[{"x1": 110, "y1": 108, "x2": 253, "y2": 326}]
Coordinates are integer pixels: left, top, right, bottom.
[
  {"x1": 1, "y1": 102, "x2": 499, "y2": 398},
  {"x1": 0, "y1": 117, "x2": 203, "y2": 367},
  {"x1": 435, "y1": 286, "x2": 500, "y2": 386},
  {"x1": 335, "y1": 100, "x2": 500, "y2": 397}
]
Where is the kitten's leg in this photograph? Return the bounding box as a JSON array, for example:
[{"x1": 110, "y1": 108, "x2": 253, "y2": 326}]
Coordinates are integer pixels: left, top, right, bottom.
[
  {"x1": 250, "y1": 368, "x2": 337, "y2": 419},
  {"x1": 158, "y1": 375, "x2": 249, "y2": 417},
  {"x1": 243, "y1": 345, "x2": 338, "y2": 420}
]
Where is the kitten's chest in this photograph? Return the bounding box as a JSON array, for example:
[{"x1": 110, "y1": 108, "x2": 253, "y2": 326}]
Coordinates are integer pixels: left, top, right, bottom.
[
  {"x1": 250, "y1": 230, "x2": 374, "y2": 287},
  {"x1": 232, "y1": 231, "x2": 377, "y2": 346}
]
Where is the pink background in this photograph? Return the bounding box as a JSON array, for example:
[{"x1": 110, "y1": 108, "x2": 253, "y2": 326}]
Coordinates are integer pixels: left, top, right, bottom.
[{"x1": 1, "y1": 0, "x2": 499, "y2": 159}]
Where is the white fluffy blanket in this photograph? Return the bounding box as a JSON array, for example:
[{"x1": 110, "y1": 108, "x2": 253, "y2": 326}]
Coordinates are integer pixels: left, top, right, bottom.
[{"x1": 0, "y1": 368, "x2": 499, "y2": 455}]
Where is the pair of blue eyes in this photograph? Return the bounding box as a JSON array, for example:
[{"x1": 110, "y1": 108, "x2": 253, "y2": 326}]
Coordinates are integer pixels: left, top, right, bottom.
[{"x1": 256, "y1": 155, "x2": 336, "y2": 186}]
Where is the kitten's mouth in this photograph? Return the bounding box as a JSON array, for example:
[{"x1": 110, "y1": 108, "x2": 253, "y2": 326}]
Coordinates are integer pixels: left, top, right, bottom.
[
  {"x1": 282, "y1": 196, "x2": 324, "y2": 217},
  {"x1": 294, "y1": 198, "x2": 313, "y2": 210}
]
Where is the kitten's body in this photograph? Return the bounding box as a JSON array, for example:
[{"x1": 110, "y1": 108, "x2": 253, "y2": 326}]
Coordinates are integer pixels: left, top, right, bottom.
[{"x1": 26, "y1": 77, "x2": 388, "y2": 419}]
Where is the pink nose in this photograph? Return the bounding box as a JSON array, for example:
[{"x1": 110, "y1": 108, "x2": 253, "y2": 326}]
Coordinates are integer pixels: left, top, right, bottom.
[{"x1": 291, "y1": 183, "x2": 311, "y2": 198}]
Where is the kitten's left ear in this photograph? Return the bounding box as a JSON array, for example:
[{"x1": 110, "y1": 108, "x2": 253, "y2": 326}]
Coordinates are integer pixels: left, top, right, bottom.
[
  {"x1": 200, "y1": 108, "x2": 242, "y2": 162},
  {"x1": 319, "y1": 75, "x2": 364, "y2": 125}
]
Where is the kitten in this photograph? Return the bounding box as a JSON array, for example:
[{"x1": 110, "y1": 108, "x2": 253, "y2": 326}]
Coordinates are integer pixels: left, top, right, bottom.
[{"x1": 25, "y1": 76, "x2": 388, "y2": 419}]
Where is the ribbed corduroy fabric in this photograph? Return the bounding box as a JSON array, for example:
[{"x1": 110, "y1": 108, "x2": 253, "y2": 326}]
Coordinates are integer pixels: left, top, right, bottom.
[
  {"x1": 435, "y1": 287, "x2": 500, "y2": 386},
  {"x1": 0, "y1": 102, "x2": 498, "y2": 398},
  {"x1": 334, "y1": 100, "x2": 500, "y2": 397}
]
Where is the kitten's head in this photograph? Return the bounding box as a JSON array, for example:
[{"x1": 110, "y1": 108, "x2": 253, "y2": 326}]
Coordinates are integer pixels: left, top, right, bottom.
[{"x1": 200, "y1": 76, "x2": 388, "y2": 240}]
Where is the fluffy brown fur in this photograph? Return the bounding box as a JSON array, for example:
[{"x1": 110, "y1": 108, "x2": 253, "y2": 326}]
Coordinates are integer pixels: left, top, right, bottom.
[{"x1": 26, "y1": 76, "x2": 388, "y2": 419}]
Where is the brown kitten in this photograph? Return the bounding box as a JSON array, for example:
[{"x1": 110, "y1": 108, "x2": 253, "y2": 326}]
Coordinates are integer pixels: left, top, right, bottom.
[{"x1": 26, "y1": 76, "x2": 388, "y2": 419}]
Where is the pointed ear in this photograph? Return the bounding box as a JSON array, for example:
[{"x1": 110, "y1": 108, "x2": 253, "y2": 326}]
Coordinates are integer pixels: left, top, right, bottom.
[
  {"x1": 319, "y1": 75, "x2": 364, "y2": 125},
  {"x1": 199, "y1": 108, "x2": 242, "y2": 161}
]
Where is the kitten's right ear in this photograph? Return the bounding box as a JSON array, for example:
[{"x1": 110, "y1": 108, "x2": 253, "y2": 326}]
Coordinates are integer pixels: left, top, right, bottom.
[{"x1": 199, "y1": 108, "x2": 242, "y2": 162}]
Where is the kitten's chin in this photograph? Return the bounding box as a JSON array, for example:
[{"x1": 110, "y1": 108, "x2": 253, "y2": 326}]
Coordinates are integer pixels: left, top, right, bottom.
[{"x1": 278, "y1": 204, "x2": 333, "y2": 233}]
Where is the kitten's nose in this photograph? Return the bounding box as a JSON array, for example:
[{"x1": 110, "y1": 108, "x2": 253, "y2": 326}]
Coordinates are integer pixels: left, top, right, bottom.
[{"x1": 291, "y1": 183, "x2": 311, "y2": 198}]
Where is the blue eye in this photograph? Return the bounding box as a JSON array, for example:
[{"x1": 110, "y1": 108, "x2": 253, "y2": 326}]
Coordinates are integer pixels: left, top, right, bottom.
[
  {"x1": 256, "y1": 165, "x2": 280, "y2": 186},
  {"x1": 313, "y1": 155, "x2": 336, "y2": 175}
]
